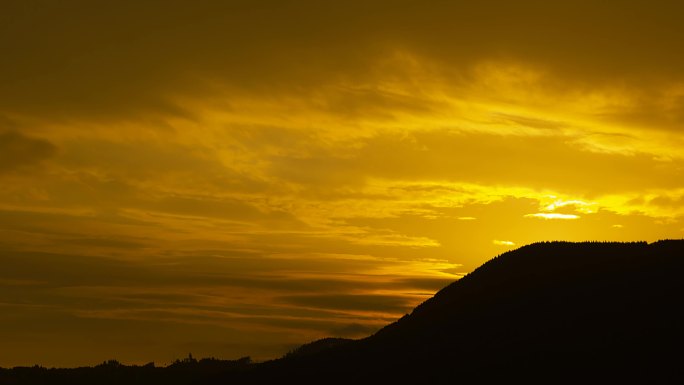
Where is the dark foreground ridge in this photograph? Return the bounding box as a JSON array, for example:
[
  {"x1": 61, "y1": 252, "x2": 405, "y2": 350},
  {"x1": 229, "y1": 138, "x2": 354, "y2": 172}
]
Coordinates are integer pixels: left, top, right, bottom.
[{"x1": 3, "y1": 240, "x2": 683, "y2": 384}]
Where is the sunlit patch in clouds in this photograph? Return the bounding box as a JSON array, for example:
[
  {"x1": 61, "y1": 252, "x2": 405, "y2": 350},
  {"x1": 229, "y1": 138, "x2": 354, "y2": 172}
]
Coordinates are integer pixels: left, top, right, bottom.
[
  {"x1": 524, "y1": 213, "x2": 581, "y2": 220},
  {"x1": 542, "y1": 198, "x2": 596, "y2": 214}
]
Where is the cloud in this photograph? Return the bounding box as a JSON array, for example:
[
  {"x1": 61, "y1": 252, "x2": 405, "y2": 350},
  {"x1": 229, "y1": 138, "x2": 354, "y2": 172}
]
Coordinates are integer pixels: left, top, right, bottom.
[
  {"x1": 524, "y1": 213, "x2": 580, "y2": 220},
  {"x1": 542, "y1": 199, "x2": 595, "y2": 213},
  {"x1": 0, "y1": 245, "x2": 454, "y2": 366},
  {"x1": 493, "y1": 240, "x2": 515, "y2": 246},
  {"x1": 2, "y1": 1, "x2": 684, "y2": 128},
  {"x1": 267, "y1": 130, "x2": 683, "y2": 195},
  {"x1": 648, "y1": 193, "x2": 684, "y2": 209},
  {"x1": 278, "y1": 294, "x2": 417, "y2": 314},
  {"x1": 0, "y1": 131, "x2": 56, "y2": 173}
]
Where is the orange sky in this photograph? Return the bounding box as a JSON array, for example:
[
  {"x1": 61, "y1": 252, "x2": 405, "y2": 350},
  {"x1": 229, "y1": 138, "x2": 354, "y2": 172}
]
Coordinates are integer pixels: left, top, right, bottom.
[{"x1": 1, "y1": 0, "x2": 683, "y2": 367}]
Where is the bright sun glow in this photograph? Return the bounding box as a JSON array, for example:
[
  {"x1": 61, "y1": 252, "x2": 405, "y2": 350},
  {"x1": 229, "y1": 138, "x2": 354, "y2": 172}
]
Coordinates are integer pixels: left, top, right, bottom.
[{"x1": 524, "y1": 213, "x2": 581, "y2": 220}]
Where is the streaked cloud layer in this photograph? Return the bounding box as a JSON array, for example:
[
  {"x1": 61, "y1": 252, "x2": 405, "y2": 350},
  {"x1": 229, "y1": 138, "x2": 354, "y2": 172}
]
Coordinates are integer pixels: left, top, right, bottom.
[{"x1": 1, "y1": 0, "x2": 683, "y2": 367}]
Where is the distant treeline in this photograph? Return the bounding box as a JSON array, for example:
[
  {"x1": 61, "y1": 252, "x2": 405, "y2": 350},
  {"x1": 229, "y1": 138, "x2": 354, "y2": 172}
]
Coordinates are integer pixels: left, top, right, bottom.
[{"x1": 0, "y1": 355, "x2": 252, "y2": 385}]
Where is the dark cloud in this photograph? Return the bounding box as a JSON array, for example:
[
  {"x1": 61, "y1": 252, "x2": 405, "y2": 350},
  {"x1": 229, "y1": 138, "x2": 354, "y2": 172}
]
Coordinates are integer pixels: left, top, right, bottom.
[
  {"x1": 0, "y1": 131, "x2": 56, "y2": 172},
  {"x1": 0, "y1": 251, "x2": 151, "y2": 288},
  {"x1": 493, "y1": 113, "x2": 566, "y2": 130},
  {"x1": 150, "y1": 196, "x2": 298, "y2": 223},
  {"x1": 0, "y1": 114, "x2": 20, "y2": 130},
  {"x1": 648, "y1": 195, "x2": 684, "y2": 209},
  {"x1": 60, "y1": 237, "x2": 148, "y2": 249},
  {"x1": 0, "y1": 1, "x2": 385, "y2": 120},
  {"x1": 0, "y1": 246, "x2": 452, "y2": 295},
  {"x1": 0, "y1": 245, "x2": 437, "y2": 365},
  {"x1": 279, "y1": 293, "x2": 415, "y2": 313},
  {"x1": 59, "y1": 139, "x2": 220, "y2": 177},
  {"x1": 2, "y1": 1, "x2": 683, "y2": 121}
]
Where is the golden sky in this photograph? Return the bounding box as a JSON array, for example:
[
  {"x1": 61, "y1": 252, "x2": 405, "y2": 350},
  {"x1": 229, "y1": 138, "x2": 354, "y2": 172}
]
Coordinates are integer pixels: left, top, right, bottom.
[{"x1": 1, "y1": 0, "x2": 683, "y2": 367}]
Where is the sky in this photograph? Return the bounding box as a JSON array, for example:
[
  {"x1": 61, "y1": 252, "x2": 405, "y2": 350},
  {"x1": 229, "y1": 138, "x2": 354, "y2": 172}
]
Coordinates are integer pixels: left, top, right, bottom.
[{"x1": 1, "y1": 0, "x2": 683, "y2": 367}]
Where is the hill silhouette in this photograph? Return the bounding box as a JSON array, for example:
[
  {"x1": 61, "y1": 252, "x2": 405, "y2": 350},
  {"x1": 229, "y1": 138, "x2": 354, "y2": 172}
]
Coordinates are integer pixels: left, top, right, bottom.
[
  {"x1": 2, "y1": 240, "x2": 683, "y2": 384},
  {"x1": 230, "y1": 240, "x2": 684, "y2": 384}
]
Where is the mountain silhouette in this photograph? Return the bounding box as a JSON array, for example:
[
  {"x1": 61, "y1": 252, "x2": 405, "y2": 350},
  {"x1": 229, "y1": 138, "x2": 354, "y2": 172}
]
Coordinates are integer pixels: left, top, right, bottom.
[
  {"x1": 283, "y1": 338, "x2": 354, "y2": 359},
  {"x1": 230, "y1": 240, "x2": 684, "y2": 384},
  {"x1": 3, "y1": 240, "x2": 683, "y2": 384}
]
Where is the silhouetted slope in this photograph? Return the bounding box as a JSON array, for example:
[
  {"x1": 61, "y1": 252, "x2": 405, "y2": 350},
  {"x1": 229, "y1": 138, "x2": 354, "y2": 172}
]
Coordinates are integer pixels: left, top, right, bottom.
[
  {"x1": 283, "y1": 338, "x2": 353, "y2": 359},
  {"x1": 233, "y1": 240, "x2": 684, "y2": 384},
  {"x1": 4, "y1": 241, "x2": 683, "y2": 384}
]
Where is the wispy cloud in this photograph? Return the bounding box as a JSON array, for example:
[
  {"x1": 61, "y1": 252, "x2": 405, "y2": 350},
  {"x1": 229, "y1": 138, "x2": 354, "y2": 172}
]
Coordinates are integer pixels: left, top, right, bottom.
[{"x1": 493, "y1": 240, "x2": 516, "y2": 246}]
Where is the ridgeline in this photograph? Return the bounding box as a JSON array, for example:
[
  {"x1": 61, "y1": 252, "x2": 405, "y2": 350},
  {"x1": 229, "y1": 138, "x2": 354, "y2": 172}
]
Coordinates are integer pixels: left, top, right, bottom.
[{"x1": 3, "y1": 240, "x2": 683, "y2": 384}]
